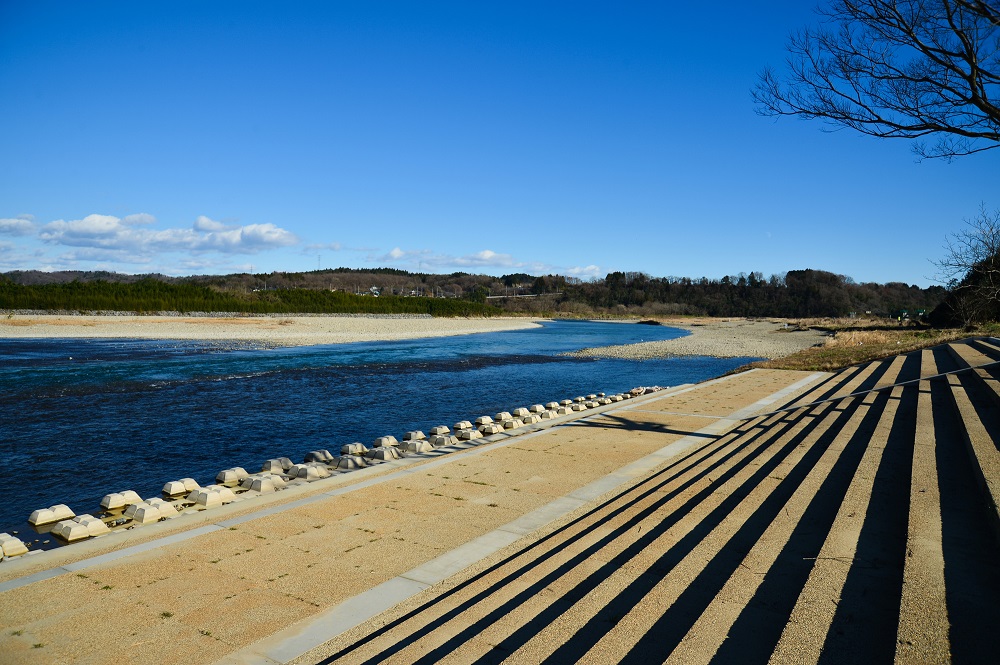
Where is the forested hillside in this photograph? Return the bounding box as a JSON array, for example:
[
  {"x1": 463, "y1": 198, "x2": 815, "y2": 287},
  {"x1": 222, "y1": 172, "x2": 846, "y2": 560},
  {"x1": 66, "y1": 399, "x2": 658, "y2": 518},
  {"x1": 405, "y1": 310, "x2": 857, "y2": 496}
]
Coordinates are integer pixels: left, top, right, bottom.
[{"x1": 1, "y1": 267, "x2": 945, "y2": 319}]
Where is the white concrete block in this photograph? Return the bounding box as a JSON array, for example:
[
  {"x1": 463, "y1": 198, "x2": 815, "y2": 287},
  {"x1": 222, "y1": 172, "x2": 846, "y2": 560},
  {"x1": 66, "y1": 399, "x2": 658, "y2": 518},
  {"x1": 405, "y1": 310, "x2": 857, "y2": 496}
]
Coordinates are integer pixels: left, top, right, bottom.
[
  {"x1": 402, "y1": 440, "x2": 433, "y2": 453},
  {"x1": 373, "y1": 436, "x2": 399, "y2": 448},
  {"x1": 529, "y1": 404, "x2": 546, "y2": 414},
  {"x1": 402, "y1": 431, "x2": 426, "y2": 441},
  {"x1": 475, "y1": 416, "x2": 494, "y2": 426},
  {"x1": 162, "y1": 481, "x2": 188, "y2": 497},
  {"x1": 428, "y1": 434, "x2": 457, "y2": 447},
  {"x1": 74, "y1": 515, "x2": 111, "y2": 536},
  {"x1": 494, "y1": 412, "x2": 513, "y2": 422},
  {"x1": 512, "y1": 407, "x2": 530, "y2": 418},
  {"x1": 453, "y1": 420, "x2": 473, "y2": 431},
  {"x1": 52, "y1": 520, "x2": 90, "y2": 542},
  {"x1": 457, "y1": 429, "x2": 482, "y2": 440},
  {"x1": 338, "y1": 455, "x2": 368, "y2": 470},
  {"x1": 341, "y1": 442, "x2": 368, "y2": 455},
  {"x1": 0, "y1": 533, "x2": 29, "y2": 557},
  {"x1": 428, "y1": 425, "x2": 450, "y2": 435},
  {"x1": 366, "y1": 446, "x2": 401, "y2": 461}
]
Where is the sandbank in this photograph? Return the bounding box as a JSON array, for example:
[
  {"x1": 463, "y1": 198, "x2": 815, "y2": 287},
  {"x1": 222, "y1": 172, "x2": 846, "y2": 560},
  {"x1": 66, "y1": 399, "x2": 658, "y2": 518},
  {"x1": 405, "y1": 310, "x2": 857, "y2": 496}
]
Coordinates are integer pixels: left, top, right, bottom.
[
  {"x1": 568, "y1": 317, "x2": 827, "y2": 359},
  {"x1": 0, "y1": 314, "x2": 542, "y2": 347}
]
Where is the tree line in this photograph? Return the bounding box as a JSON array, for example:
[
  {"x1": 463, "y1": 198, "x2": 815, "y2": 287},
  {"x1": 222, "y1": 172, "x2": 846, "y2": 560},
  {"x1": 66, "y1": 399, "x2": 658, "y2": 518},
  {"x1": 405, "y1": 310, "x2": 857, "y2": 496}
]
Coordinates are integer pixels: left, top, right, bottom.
[{"x1": 1, "y1": 268, "x2": 945, "y2": 320}]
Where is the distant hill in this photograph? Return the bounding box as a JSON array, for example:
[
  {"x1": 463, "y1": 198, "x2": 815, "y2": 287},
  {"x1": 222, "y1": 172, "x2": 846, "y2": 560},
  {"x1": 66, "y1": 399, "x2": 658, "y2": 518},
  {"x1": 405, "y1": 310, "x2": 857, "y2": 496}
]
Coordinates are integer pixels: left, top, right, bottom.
[{"x1": 1, "y1": 267, "x2": 946, "y2": 320}]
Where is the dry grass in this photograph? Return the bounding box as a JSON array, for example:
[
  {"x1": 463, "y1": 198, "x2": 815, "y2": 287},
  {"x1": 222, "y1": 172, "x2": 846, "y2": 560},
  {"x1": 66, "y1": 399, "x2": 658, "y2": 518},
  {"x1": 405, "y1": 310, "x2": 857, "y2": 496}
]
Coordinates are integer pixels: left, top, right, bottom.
[{"x1": 746, "y1": 325, "x2": 992, "y2": 372}]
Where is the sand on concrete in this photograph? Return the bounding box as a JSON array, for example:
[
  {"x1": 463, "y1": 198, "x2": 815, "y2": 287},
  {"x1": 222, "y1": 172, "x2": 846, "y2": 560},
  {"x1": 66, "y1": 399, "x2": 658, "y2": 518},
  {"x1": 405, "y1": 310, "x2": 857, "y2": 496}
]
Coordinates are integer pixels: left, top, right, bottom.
[
  {"x1": 0, "y1": 314, "x2": 542, "y2": 347},
  {"x1": 567, "y1": 318, "x2": 828, "y2": 360}
]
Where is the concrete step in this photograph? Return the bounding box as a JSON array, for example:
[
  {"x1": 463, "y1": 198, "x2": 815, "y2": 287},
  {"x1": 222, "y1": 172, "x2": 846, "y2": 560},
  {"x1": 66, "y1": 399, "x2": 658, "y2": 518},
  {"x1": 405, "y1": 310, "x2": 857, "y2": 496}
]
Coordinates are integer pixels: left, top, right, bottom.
[
  {"x1": 895, "y1": 352, "x2": 950, "y2": 664},
  {"x1": 945, "y1": 370, "x2": 1000, "y2": 545},
  {"x1": 770, "y1": 378, "x2": 907, "y2": 664},
  {"x1": 309, "y1": 344, "x2": 1000, "y2": 665}
]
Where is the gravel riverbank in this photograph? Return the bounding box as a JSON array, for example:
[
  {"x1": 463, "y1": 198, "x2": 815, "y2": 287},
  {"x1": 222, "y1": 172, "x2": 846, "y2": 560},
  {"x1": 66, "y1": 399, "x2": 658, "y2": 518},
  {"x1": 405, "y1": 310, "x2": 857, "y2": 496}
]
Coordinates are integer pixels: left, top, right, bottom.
[
  {"x1": 566, "y1": 318, "x2": 827, "y2": 360},
  {"x1": 0, "y1": 314, "x2": 542, "y2": 347}
]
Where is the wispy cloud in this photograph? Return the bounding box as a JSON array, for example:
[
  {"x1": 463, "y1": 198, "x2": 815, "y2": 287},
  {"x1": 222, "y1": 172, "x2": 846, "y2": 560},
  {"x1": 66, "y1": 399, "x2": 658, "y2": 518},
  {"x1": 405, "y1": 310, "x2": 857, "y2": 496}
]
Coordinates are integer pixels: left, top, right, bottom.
[{"x1": 370, "y1": 246, "x2": 588, "y2": 277}]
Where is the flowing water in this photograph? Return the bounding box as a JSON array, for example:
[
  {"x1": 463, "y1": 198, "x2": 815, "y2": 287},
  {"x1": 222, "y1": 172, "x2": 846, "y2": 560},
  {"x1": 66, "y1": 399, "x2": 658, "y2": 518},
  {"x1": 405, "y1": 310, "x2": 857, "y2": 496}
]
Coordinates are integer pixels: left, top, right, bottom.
[{"x1": 0, "y1": 319, "x2": 756, "y2": 540}]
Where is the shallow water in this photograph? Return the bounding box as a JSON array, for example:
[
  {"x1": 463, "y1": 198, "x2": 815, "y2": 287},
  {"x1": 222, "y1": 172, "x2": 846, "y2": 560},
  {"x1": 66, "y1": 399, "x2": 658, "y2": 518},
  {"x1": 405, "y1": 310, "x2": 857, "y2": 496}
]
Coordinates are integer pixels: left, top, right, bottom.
[{"x1": 0, "y1": 320, "x2": 755, "y2": 538}]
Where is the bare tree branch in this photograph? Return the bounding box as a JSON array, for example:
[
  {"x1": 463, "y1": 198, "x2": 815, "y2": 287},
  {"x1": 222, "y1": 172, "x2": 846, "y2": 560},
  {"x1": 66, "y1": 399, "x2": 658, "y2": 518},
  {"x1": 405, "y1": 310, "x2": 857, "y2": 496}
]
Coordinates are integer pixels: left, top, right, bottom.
[{"x1": 754, "y1": 0, "x2": 1000, "y2": 159}]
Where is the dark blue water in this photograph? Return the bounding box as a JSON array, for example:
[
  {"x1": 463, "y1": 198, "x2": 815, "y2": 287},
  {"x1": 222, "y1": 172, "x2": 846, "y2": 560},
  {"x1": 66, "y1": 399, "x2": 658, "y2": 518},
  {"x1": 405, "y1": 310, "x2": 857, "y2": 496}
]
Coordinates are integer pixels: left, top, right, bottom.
[{"x1": 0, "y1": 320, "x2": 755, "y2": 538}]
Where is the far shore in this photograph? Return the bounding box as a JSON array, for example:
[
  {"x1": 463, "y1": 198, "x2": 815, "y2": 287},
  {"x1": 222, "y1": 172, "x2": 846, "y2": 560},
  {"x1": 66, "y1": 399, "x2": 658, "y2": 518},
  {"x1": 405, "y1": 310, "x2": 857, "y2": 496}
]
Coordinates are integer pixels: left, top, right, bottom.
[
  {"x1": 0, "y1": 314, "x2": 543, "y2": 347},
  {"x1": 0, "y1": 313, "x2": 827, "y2": 359}
]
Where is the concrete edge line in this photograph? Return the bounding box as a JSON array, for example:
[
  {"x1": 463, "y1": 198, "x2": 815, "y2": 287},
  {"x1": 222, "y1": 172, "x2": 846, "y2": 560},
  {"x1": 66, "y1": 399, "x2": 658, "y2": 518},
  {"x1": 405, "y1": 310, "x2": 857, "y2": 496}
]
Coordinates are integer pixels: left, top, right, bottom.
[
  {"x1": 216, "y1": 371, "x2": 826, "y2": 665},
  {"x1": 0, "y1": 385, "x2": 672, "y2": 591}
]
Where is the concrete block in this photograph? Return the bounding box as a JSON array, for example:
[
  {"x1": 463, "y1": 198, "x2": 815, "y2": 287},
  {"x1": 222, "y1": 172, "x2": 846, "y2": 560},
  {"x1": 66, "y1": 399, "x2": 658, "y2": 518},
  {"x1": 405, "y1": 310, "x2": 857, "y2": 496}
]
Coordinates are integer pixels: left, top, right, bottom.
[
  {"x1": 120, "y1": 490, "x2": 142, "y2": 505},
  {"x1": 501, "y1": 419, "x2": 523, "y2": 430},
  {"x1": 474, "y1": 416, "x2": 494, "y2": 426},
  {"x1": 52, "y1": 520, "x2": 90, "y2": 542},
  {"x1": 585, "y1": 400, "x2": 599, "y2": 408},
  {"x1": 74, "y1": 515, "x2": 111, "y2": 536},
  {"x1": 402, "y1": 440, "x2": 434, "y2": 453},
  {"x1": 373, "y1": 436, "x2": 399, "y2": 448},
  {"x1": 305, "y1": 450, "x2": 334, "y2": 463},
  {"x1": 429, "y1": 425, "x2": 451, "y2": 435},
  {"x1": 586, "y1": 394, "x2": 597, "y2": 400},
  {"x1": 539, "y1": 411, "x2": 556, "y2": 419},
  {"x1": 125, "y1": 503, "x2": 161, "y2": 524},
  {"x1": 429, "y1": 434, "x2": 457, "y2": 447},
  {"x1": 512, "y1": 407, "x2": 530, "y2": 418},
  {"x1": 494, "y1": 411, "x2": 513, "y2": 422},
  {"x1": 521, "y1": 414, "x2": 541, "y2": 425},
  {"x1": 0, "y1": 533, "x2": 29, "y2": 557},
  {"x1": 366, "y1": 446, "x2": 402, "y2": 461},
  {"x1": 250, "y1": 477, "x2": 276, "y2": 493},
  {"x1": 528, "y1": 404, "x2": 546, "y2": 414},
  {"x1": 338, "y1": 455, "x2": 368, "y2": 470},
  {"x1": 99, "y1": 493, "x2": 126, "y2": 511},
  {"x1": 402, "y1": 430, "x2": 426, "y2": 441},
  {"x1": 457, "y1": 429, "x2": 482, "y2": 440},
  {"x1": 559, "y1": 399, "x2": 573, "y2": 406},
  {"x1": 574, "y1": 396, "x2": 586, "y2": 403},
  {"x1": 162, "y1": 481, "x2": 188, "y2": 497},
  {"x1": 264, "y1": 473, "x2": 287, "y2": 489},
  {"x1": 546, "y1": 402, "x2": 560, "y2": 409},
  {"x1": 262, "y1": 459, "x2": 286, "y2": 473},
  {"x1": 147, "y1": 498, "x2": 178, "y2": 518},
  {"x1": 478, "y1": 423, "x2": 503, "y2": 435},
  {"x1": 453, "y1": 420, "x2": 473, "y2": 431},
  {"x1": 557, "y1": 407, "x2": 574, "y2": 415},
  {"x1": 216, "y1": 468, "x2": 243, "y2": 486},
  {"x1": 571, "y1": 403, "x2": 587, "y2": 411},
  {"x1": 188, "y1": 489, "x2": 222, "y2": 509},
  {"x1": 341, "y1": 442, "x2": 368, "y2": 455},
  {"x1": 28, "y1": 504, "x2": 76, "y2": 526},
  {"x1": 294, "y1": 465, "x2": 323, "y2": 480}
]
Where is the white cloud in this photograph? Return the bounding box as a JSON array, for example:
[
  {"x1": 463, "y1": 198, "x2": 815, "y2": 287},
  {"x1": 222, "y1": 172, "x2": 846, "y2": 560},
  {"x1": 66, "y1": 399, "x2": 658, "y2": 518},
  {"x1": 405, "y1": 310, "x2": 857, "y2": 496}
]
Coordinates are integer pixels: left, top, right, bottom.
[
  {"x1": 39, "y1": 213, "x2": 298, "y2": 257},
  {"x1": 194, "y1": 215, "x2": 227, "y2": 232},
  {"x1": 453, "y1": 249, "x2": 516, "y2": 267},
  {"x1": 566, "y1": 264, "x2": 602, "y2": 278},
  {"x1": 0, "y1": 217, "x2": 36, "y2": 236}
]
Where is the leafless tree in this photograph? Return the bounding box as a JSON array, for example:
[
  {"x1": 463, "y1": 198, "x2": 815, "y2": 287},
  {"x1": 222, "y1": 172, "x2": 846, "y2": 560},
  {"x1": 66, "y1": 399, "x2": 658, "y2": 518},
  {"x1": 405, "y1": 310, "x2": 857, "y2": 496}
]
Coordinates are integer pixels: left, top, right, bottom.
[
  {"x1": 934, "y1": 205, "x2": 1000, "y2": 323},
  {"x1": 753, "y1": 0, "x2": 1000, "y2": 160}
]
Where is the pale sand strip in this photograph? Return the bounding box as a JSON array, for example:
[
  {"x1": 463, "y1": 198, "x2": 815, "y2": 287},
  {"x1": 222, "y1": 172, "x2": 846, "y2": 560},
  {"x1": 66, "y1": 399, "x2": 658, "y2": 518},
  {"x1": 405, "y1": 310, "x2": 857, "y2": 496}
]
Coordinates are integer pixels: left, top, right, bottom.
[
  {"x1": 568, "y1": 318, "x2": 828, "y2": 360},
  {"x1": 0, "y1": 314, "x2": 541, "y2": 347}
]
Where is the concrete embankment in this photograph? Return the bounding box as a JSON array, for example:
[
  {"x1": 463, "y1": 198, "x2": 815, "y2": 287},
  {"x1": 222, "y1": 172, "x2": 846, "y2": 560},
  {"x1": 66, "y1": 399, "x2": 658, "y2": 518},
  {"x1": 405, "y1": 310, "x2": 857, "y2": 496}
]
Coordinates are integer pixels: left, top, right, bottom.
[{"x1": 2, "y1": 338, "x2": 999, "y2": 664}]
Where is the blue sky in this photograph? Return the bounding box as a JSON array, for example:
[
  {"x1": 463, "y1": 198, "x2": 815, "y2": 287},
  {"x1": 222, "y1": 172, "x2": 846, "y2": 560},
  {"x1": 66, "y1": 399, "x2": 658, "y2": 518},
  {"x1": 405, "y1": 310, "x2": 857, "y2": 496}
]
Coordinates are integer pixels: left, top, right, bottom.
[{"x1": 1, "y1": 1, "x2": 995, "y2": 287}]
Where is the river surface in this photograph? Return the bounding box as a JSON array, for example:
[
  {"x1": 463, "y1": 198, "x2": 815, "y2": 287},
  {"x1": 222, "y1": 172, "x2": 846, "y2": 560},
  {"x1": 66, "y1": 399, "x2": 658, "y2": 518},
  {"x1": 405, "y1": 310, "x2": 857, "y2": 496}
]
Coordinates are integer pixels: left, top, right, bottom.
[{"x1": 0, "y1": 319, "x2": 756, "y2": 542}]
